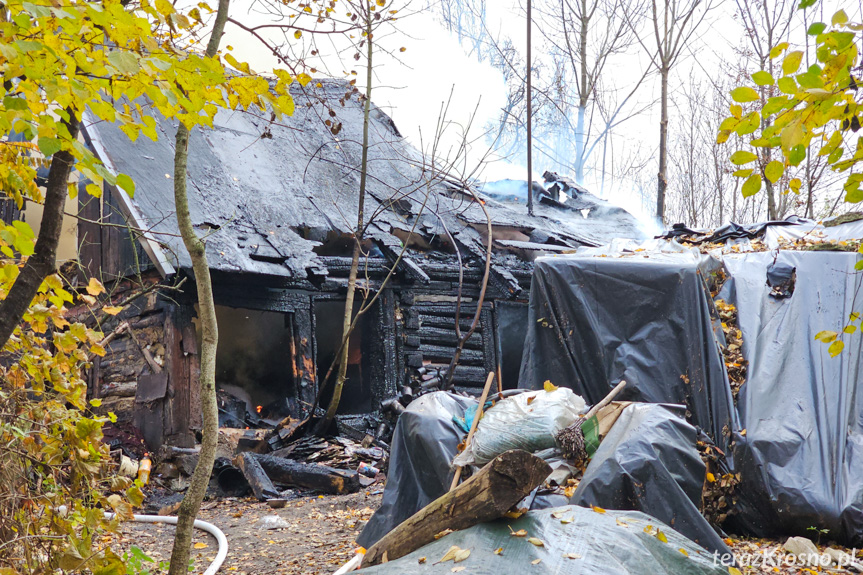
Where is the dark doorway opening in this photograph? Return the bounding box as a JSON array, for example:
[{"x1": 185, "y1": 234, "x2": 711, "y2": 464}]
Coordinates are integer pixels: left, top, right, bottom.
[{"x1": 314, "y1": 300, "x2": 373, "y2": 415}]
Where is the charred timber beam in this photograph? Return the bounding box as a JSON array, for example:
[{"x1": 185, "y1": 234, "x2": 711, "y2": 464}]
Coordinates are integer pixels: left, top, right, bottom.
[
  {"x1": 362, "y1": 450, "x2": 551, "y2": 567},
  {"x1": 417, "y1": 344, "x2": 484, "y2": 364},
  {"x1": 252, "y1": 454, "x2": 361, "y2": 494},
  {"x1": 234, "y1": 452, "x2": 280, "y2": 501},
  {"x1": 412, "y1": 326, "x2": 483, "y2": 350},
  {"x1": 409, "y1": 302, "x2": 492, "y2": 317},
  {"x1": 415, "y1": 314, "x2": 480, "y2": 332}
]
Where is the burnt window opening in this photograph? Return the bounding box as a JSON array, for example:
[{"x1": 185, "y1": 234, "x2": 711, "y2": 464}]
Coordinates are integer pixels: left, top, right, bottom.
[
  {"x1": 314, "y1": 300, "x2": 373, "y2": 415},
  {"x1": 199, "y1": 305, "x2": 297, "y2": 427}
]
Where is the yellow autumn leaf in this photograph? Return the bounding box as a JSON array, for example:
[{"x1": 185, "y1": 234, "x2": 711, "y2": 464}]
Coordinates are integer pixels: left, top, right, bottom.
[
  {"x1": 562, "y1": 553, "x2": 581, "y2": 559},
  {"x1": 656, "y1": 530, "x2": 668, "y2": 543},
  {"x1": 102, "y1": 305, "x2": 123, "y2": 315},
  {"x1": 591, "y1": 505, "x2": 606, "y2": 514},
  {"x1": 193, "y1": 542, "x2": 208, "y2": 549},
  {"x1": 494, "y1": 547, "x2": 503, "y2": 555},
  {"x1": 706, "y1": 472, "x2": 716, "y2": 483},
  {"x1": 543, "y1": 380, "x2": 558, "y2": 392},
  {"x1": 86, "y1": 277, "x2": 105, "y2": 296},
  {"x1": 531, "y1": 558, "x2": 542, "y2": 565},
  {"x1": 679, "y1": 548, "x2": 689, "y2": 557},
  {"x1": 528, "y1": 537, "x2": 544, "y2": 547}
]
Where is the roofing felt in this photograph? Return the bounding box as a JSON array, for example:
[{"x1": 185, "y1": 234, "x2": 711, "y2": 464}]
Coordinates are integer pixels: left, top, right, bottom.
[{"x1": 83, "y1": 79, "x2": 644, "y2": 280}]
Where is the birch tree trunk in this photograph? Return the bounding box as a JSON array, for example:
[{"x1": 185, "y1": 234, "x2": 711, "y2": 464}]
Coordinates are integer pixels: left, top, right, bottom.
[{"x1": 166, "y1": 1, "x2": 228, "y2": 572}]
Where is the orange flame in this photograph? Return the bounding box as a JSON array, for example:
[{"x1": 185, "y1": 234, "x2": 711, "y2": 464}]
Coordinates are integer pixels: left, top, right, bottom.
[{"x1": 256, "y1": 405, "x2": 262, "y2": 413}]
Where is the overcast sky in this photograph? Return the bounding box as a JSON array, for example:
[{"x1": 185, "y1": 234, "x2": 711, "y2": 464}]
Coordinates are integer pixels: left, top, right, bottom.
[{"x1": 217, "y1": 0, "x2": 857, "y2": 225}]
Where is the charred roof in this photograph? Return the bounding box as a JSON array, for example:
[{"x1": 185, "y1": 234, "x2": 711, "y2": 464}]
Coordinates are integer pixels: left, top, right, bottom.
[{"x1": 82, "y1": 79, "x2": 644, "y2": 284}]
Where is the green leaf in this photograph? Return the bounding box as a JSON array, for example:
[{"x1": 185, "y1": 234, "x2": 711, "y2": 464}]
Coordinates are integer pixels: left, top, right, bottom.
[
  {"x1": 814, "y1": 330, "x2": 838, "y2": 343},
  {"x1": 807, "y1": 22, "x2": 827, "y2": 35},
  {"x1": 116, "y1": 173, "x2": 135, "y2": 197},
  {"x1": 783, "y1": 51, "x2": 804, "y2": 75},
  {"x1": 798, "y1": 0, "x2": 817, "y2": 8},
  {"x1": 764, "y1": 160, "x2": 785, "y2": 183},
  {"x1": 832, "y1": 9, "x2": 848, "y2": 26},
  {"x1": 730, "y1": 87, "x2": 760, "y2": 103},
  {"x1": 733, "y1": 169, "x2": 753, "y2": 177},
  {"x1": 843, "y1": 325, "x2": 857, "y2": 334},
  {"x1": 789, "y1": 144, "x2": 807, "y2": 166},
  {"x1": 731, "y1": 150, "x2": 758, "y2": 165},
  {"x1": 770, "y1": 42, "x2": 790, "y2": 58},
  {"x1": 751, "y1": 71, "x2": 775, "y2": 86},
  {"x1": 742, "y1": 174, "x2": 762, "y2": 197},
  {"x1": 777, "y1": 77, "x2": 798, "y2": 94},
  {"x1": 828, "y1": 340, "x2": 844, "y2": 357},
  {"x1": 845, "y1": 186, "x2": 863, "y2": 203},
  {"x1": 37, "y1": 137, "x2": 62, "y2": 156},
  {"x1": 107, "y1": 50, "x2": 139, "y2": 75}
]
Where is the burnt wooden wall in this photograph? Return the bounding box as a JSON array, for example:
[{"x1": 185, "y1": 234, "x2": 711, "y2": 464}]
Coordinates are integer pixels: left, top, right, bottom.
[{"x1": 78, "y1": 184, "x2": 154, "y2": 282}]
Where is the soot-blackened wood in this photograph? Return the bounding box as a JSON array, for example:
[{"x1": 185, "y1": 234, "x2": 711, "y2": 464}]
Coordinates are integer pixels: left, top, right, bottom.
[
  {"x1": 235, "y1": 453, "x2": 280, "y2": 501},
  {"x1": 292, "y1": 303, "x2": 316, "y2": 416},
  {"x1": 253, "y1": 454, "x2": 360, "y2": 494},
  {"x1": 362, "y1": 450, "x2": 551, "y2": 567}
]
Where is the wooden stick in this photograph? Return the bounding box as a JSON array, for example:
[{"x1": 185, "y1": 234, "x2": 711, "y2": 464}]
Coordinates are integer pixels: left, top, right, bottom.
[
  {"x1": 449, "y1": 371, "x2": 496, "y2": 491},
  {"x1": 496, "y1": 363, "x2": 503, "y2": 394},
  {"x1": 363, "y1": 450, "x2": 551, "y2": 567},
  {"x1": 584, "y1": 380, "x2": 627, "y2": 420}
]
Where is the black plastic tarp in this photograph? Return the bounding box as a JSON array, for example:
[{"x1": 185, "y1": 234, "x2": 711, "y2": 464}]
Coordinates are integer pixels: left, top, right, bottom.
[
  {"x1": 518, "y1": 252, "x2": 739, "y2": 458},
  {"x1": 571, "y1": 403, "x2": 729, "y2": 555},
  {"x1": 721, "y1": 251, "x2": 863, "y2": 544},
  {"x1": 360, "y1": 506, "x2": 730, "y2": 575},
  {"x1": 357, "y1": 392, "x2": 474, "y2": 548}
]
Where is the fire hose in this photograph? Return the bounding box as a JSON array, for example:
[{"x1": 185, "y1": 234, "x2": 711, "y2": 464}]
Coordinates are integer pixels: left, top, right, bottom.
[{"x1": 58, "y1": 507, "x2": 228, "y2": 575}]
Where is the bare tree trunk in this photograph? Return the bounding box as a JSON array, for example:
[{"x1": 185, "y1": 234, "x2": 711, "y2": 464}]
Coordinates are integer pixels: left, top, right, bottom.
[
  {"x1": 166, "y1": 1, "x2": 228, "y2": 572},
  {"x1": 0, "y1": 113, "x2": 78, "y2": 351},
  {"x1": 657, "y1": 67, "x2": 669, "y2": 223},
  {"x1": 526, "y1": 0, "x2": 534, "y2": 216},
  {"x1": 320, "y1": 6, "x2": 373, "y2": 429},
  {"x1": 574, "y1": 0, "x2": 589, "y2": 185}
]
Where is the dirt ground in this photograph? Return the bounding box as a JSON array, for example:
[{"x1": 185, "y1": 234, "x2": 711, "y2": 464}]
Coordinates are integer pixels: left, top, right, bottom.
[{"x1": 114, "y1": 490, "x2": 383, "y2": 575}]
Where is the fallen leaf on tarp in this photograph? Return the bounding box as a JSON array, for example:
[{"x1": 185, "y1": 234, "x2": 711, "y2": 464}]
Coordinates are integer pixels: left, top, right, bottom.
[
  {"x1": 452, "y1": 567, "x2": 465, "y2": 573},
  {"x1": 435, "y1": 529, "x2": 454, "y2": 539},
  {"x1": 591, "y1": 505, "x2": 606, "y2": 514},
  {"x1": 418, "y1": 557, "x2": 427, "y2": 564},
  {"x1": 679, "y1": 548, "x2": 689, "y2": 557},
  {"x1": 656, "y1": 530, "x2": 668, "y2": 543},
  {"x1": 551, "y1": 511, "x2": 564, "y2": 519},
  {"x1": 494, "y1": 548, "x2": 503, "y2": 555},
  {"x1": 531, "y1": 558, "x2": 542, "y2": 565},
  {"x1": 528, "y1": 538, "x2": 544, "y2": 547},
  {"x1": 562, "y1": 553, "x2": 581, "y2": 559},
  {"x1": 436, "y1": 546, "x2": 461, "y2": 564},
  {"x1": 543, "y1": 380, "x2": 558, "y2": 392},
  {"x1": 453, "y1": 549, "x2": 470, "y2": 563},
  {"x1": 504, "y1": 509, "x2": 525, "y2": 519},
  {"x1": 509, "y1": 527, "x2": 527, "y2": 537},
  {"x1": 615, "y1": 518, "x2": 629, "y2": 528},
  {"x1": 560, "y1": 517, "x2": 573, "y2": 524}
]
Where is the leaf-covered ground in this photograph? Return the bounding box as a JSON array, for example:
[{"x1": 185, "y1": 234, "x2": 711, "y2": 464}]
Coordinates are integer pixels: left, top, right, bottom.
[{"x1": 112, "y1": 491, "x2": 382, "y2": 574}]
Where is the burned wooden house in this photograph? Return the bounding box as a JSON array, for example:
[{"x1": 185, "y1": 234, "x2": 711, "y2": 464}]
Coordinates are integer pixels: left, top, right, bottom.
[{"x1": 74, "y1": 80, "x2": 644, "y2": 448}]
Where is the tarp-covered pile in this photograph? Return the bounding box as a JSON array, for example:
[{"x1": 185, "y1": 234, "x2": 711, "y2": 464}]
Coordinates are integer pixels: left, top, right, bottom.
[{"x1": 520, "y1": 245, "x2": 863, "y2": 545}]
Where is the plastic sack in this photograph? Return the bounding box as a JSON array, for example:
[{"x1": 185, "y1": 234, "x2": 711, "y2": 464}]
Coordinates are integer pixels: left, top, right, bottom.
[{"x1": 452, "y1": 387, "x2": 585, "y2": 467}]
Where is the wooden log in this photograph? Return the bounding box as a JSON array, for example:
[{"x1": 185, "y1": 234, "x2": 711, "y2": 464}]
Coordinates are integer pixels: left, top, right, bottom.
[
  {"x1": 362, "y1": 449, "x2": 551, "y2": 567},
  {"x1": 252, "y1": 454, "x2": 361, "y2": 494},
  {"x1": 234, "y1": 452, "x2": 280, "y2": 501}
]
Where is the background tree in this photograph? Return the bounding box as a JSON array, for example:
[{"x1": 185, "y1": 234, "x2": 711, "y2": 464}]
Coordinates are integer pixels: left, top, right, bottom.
[{"x1": 627, "y1": 0, "x2": 713, "y2": 224}]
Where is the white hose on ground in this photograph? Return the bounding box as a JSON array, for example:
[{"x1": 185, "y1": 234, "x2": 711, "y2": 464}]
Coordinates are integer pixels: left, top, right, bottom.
[{"x1": 58, "y1": 506, "x2": 228, "y2": 575}]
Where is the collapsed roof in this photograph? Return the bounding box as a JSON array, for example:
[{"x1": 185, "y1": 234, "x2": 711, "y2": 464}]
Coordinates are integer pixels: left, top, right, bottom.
[{"x1": 82, "y1": 79, "x2": 644, "y2": 285}]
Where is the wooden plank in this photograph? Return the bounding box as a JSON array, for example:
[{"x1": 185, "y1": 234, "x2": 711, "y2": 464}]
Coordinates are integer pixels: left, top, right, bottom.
[
  {"x1": 293, "y1": 303, "x2": 316, "y2": 415},
  {"x1": 362, "y1": 450, "x2": 551, "y2": 567}
]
